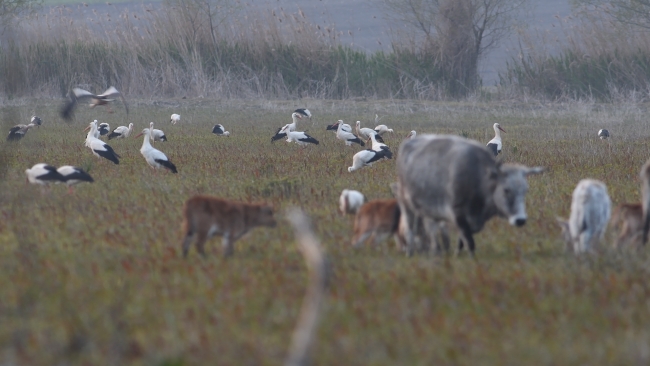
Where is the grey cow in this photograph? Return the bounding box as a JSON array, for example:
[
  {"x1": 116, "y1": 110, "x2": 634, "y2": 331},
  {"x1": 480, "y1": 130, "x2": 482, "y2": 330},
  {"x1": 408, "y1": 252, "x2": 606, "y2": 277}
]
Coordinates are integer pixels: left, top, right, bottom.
[{"x1": 395, "y1": 134, "x2": 544, "y2": 255}]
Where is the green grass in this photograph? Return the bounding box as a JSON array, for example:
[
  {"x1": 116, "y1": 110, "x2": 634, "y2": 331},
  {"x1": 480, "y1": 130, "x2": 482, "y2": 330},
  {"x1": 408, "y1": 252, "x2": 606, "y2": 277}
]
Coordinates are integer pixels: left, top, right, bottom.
[{"x1": 1, "y1": 99, "x2": 650, "y2": 364}]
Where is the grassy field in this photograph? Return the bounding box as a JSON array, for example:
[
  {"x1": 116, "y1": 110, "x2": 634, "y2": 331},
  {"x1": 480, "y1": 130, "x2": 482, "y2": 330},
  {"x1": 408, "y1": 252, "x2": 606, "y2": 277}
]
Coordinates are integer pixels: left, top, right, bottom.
[{"x1": 1, "y1": 98, "x2": 650, "y2": 365}]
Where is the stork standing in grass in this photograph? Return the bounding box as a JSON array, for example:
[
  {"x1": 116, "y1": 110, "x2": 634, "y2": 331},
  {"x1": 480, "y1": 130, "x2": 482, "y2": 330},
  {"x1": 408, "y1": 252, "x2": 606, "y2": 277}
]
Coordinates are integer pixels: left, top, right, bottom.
[
  {"x1": 98, "y1": 122, "x2": 110, "y2": 136},
  {"x1": 367, "y1": 133, "x2": 393, "y2": 159},
  {"x1": 374, "y1": 124, "x2": 393, "y2": 137},
  {"x1": 135, "y1": 128, "x2": 178, "y2": 173},
  {"x1": 598, "y1": 129, "x2": 610, "y2": 140},
  {"x1": 334, "y1": 120, "x2": 365, "y2": 147},
  {"x1": 294, "y1": 108, "x2": 312, "y2": 120},
  {"x1": 108, "y1": 123, "x2": 134, "y2": 140},
  {"x1": 272, "y1": 112, "x2": 302, "y2": 142},
  {"x1": 60, "y1": 86, "x2": 129, "y2": 120},
  {"x1": 405, "y1": 130, "x2": 417, "y2": 139},
  {"x1": 56, "y1": 166, "x2": 94, "y2": 193},
  {"x1": 25, "y1": 163, "x2": 65, "y2": 188},
  {"x1": 149, "y1": 121, "x2": 167, "y2": 142},
  {"x1": 355, "y1": 121, "x2": 384, "y2": 143},
  {"x1": 486, "y1": 123, "x2": 506, "y2": 156},
  {"x1": 348, "y1": 149, "x2": 391, "y2": 172},
  {"x1": 31, "y1": 116, "x2": 42, "y2": 127},
  {"x1": 7, "y1": 123, "x2": 36, "y2": 141},
  {"x1": 170, "y1": 114, "x2": 181, "y2": 125},
  {"x1": 84, "y1": 121, "x2": 121, "y2": 164},
  {"x1": 279, "y1": 125, "x2": 319, "y2": 147},
  {"x1": 212, "y1": 124, "x2": 230, "y2": 136}
]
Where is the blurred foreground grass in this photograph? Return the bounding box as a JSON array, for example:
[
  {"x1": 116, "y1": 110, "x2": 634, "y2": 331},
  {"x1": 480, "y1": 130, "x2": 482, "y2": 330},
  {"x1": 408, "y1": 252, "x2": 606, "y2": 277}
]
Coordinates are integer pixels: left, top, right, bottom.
[{"x1": 1, "y1": 99, "x2": 650, "y2": 365}]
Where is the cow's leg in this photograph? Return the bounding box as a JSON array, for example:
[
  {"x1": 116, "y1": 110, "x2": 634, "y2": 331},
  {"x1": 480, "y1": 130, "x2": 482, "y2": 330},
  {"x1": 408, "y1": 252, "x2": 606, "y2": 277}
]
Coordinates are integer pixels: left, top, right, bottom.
[
  {"x1": 399, "y1": 207, "x2": 419, "y2": 256},
  {"x1": 222, "y1": 232, "x2": 234, "y2": 257},
  {"x1": 439, "y1": 224, "x2": 450, "y2": 253},
  {"x1": 181, "y1": 233, "x2": 194, "y2": 258},
  {"x1": 455, "y1": 217, "x2": 476, "y2": 255},
  {"x1": 195, "y1": 231, "x2": 209, "y2": 257},
  {"x1": 352, "y1": 231, "x2": 372, "y2": 248}
]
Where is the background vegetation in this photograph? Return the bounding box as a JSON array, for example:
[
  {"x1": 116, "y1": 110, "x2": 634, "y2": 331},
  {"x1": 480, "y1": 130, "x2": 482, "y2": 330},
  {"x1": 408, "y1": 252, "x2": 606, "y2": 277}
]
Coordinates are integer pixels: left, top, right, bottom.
[{"x1": 1, "y1": 99, "x2": 650, "y2": 364}]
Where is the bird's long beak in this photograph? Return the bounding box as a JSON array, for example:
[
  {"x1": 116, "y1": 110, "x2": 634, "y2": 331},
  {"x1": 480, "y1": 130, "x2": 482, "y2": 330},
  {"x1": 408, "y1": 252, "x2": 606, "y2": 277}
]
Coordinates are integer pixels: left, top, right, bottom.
[
  {"x1": 134, "y1": 132, "x2": 143, "y2": 138},
  {"x1": 499, "y1": 126, "x2": 506, "y2": 133},
  {"x1": 84, "y1": 125, "x2": 91, "y2": 132}
]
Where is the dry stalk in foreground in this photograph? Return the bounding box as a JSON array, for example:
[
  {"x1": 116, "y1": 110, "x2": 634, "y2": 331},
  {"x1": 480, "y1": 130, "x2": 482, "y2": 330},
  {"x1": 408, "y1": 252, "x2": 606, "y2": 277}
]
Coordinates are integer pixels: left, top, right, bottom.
[{"x1": 284, "y1": 208, "x2": 329, "y2": 366}]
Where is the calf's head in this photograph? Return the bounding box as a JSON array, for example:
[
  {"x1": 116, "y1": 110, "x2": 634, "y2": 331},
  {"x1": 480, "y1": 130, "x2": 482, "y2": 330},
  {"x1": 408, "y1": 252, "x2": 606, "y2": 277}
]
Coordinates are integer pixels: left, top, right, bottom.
[{"x1": 493, "y1": 164, "x2": 544, "y2": 227}]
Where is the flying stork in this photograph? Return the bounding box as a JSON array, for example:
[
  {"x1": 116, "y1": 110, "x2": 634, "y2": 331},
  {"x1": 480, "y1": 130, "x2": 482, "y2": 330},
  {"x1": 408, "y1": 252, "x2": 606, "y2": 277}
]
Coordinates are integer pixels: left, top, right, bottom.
[{"x1": 60, "y1": 86, "x2": 129, "y2": 120}]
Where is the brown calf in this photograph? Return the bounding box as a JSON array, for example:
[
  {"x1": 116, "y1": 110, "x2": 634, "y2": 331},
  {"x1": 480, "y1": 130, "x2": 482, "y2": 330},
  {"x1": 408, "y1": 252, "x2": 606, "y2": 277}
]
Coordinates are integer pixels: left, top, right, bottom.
[
  {"x1": 351, "y1": 199, "x2": 401, "y2": 248},
  {"x1": 181, "y1": 195, "x2": 277, "y2": 257},
  {"x1": 612, "y1": 203, "x2": 644, "y2": 248}
]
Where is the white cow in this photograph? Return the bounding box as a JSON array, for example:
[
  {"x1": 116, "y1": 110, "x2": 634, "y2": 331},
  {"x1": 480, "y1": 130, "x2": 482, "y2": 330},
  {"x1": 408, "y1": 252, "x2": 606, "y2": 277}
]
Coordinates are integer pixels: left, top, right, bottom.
[
  {"x1": 395, "y1": 134, "x2": 544, "y2": 255},
  {"x1": 557, "y1": 179, "x2": 611, "y2": 254}
]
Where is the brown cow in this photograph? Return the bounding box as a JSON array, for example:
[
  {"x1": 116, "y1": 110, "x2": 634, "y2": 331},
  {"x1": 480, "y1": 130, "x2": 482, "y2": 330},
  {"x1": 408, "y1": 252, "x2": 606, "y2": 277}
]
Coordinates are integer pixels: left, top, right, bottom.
[
  {"x1": 612, "y1": 203, "x2": 644, "y2": 248},
  {"x1": 181, "y1": 195, "x2": 277, "y2": 257}
]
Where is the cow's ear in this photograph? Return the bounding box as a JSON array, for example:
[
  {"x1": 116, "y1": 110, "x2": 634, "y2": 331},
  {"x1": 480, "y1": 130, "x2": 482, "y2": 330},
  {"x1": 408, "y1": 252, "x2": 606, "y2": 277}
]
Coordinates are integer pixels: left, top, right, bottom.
[{"x1": 524, "y1": 166, "x2": 545, "y2": 176}]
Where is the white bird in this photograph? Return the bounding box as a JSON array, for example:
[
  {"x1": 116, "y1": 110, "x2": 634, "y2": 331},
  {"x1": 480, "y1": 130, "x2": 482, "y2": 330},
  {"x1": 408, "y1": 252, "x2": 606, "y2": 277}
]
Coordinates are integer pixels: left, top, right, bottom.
[
  {"x1": 135, "y1": 128, "x2": 178, "y2": 173},
  {"x1": 170, "y1": 113, "x2": 181, "y2": 124},
  {"x1": 367, "y1": 133, "x2": 393, "y2": 159},
  {"x1": 84, "y1": 121, "x2": 121, "y2": 164},
  {"x1": 406, "y1": 130, "x2": 417, "y2": 139},
  {"x1": 60, "y1": 86, "x2": 128, "y2": 120},
  {"x1": 25, "y1": 163, "x2": 64, "y2": 186},
  {"x1": 374, "y1": 124, "x2": 393, "y2": 136},
  {"x1": 598, "y1": 129, "x2": 610, "y2": 139},
  {"x1": 335, "y1": 120, "x2": 365, "y2": 147},
  {"x1": 98, "y1": 122, "x2": 110, "y2": 136},
  {"x1": 108, "y1": 123, "x2": 134, "y2": 140},
  {"x1": 7, "y1": 123, "x2": 36, "y2": 141},
  {"x1": 339, "y1": 189, "x2": 366, "y2": 215},
  {"x1": 149, "y1": 122, "x2": 167, "y2": 142},
  {"x1": 281, "y1": 126, "x2": 319, "y2": 147},
  {"x1": 486, "y1": 123, "x2": 506, "y2": 156},
  {"x1": 348, "y1": 149, "x2": 392, "y2": 172},
  {"x1": 272, "y1": 112, "x2": 302, "y2": 142},
  {"x1": 31, "y1": 116, "x2": 42, "y2": 127},
  {"x1": 212, "y1": 124, "x2": 230, "y2": 136},
  {"x1": 56, "y1": 166, "x2": 94, "y2": 193},
  {"x1": 355, "y1": 121, "x2": 384, "y2": 142},
  {"x1": 294, "y1": 108, "x2": 312, "y2": 120}
]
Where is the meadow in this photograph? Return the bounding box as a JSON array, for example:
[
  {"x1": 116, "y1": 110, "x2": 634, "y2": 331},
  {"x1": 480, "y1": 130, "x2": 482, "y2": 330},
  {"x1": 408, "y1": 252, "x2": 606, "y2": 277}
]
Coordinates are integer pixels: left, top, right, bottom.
[{"x1": 1, "y1": 98, "x2": 650, "y2": 365}]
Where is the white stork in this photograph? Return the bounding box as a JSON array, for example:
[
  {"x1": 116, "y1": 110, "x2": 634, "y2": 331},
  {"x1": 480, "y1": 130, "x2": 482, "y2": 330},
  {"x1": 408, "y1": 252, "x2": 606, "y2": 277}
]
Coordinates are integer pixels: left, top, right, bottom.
[
  {"x1": 280, "y1": 125, "x2": 319, "y2": 147},
  {"x1": 374, "y1": 124, "x2": 393, "y2": 136},
  {"x1": 135, "y1": 128, "x2": 178, "y2": 173},
  {"x1": 84, "y1": 121, "x2": 121, "y2": 164},
  {"x1": 348, "y1": 149, "x2": 391, "y2": 172},
  {"x1": 98, "y1": 122, "x2": 110, "y2": 136},
  {"x1": 486, "y1": 123, "x2": 506, "y2": 156},
  {"x1": 212, "y1": 124, "x2": 230, "y2": 136},
  {"x1": 367, "y1": 133, "x2": 393, "y2": 159},
  {"x1": 598, "y1": 129, "x2": 610, "y2": 139},
  {"x1": 272, "y1": 112, "x2": 302, "y2": 142},
  {"x1": 108, "y1": 123, "x2": 134, "y2": 140},
  {"x1": 294, "y1": 108, "x2": 312, "y2": 120},
  {"x1": 406, "y1": 130, "x2": 417, "y2": 139},
  {"x1": 56, "y1": 166, "x2": 94, "y2": 193},
  {"x1": 170, "y1": 114, "x2": 181, "y2": 124},
  {"x1": 60, "y1": 86, "x2": 129, "y2": 120},
  {"x1": 7, "y1": 123, "x2": 36, "y2": 141},
  {"x1": 25, "y1": 163, "x2": 65, "y2": 186},
  {"x1": 31, "y1": 116, "x2": 42, "y2": 127},
  {"x1": 149, "y1": 122, "x2": 167, "y2": 142},
  {"x1": 335, "y1": 120, "x2": 365, "y2": 147},
  {"x1": 355, "y1": 121, "x2": 384, "y2": 143}
]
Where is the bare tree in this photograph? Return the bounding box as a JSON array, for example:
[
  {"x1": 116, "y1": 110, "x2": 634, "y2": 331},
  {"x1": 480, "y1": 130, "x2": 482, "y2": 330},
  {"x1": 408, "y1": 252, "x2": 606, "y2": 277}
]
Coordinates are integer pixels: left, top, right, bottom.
[
  {"x1": 380, "y1": 0, "x2": 527, "y2": 94},
  {"x1": 573, "y1": 0, "x2": 650, "y2": 30}
]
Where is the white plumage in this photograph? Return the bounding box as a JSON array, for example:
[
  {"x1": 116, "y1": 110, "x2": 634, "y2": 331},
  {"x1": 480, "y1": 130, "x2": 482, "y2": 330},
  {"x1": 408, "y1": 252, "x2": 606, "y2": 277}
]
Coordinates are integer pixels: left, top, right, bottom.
[
  {"x1": 336, "y1": 120, "x2": 365, "y2": 147},
  {"x1": 272, "y1": 112, "x2": 302, "y2": 142},
  {"x1": 212, "y1": 124, "x2": 230, "y2": 136},
  {"x1": 56, "y1": 165, "x2": 94, "y2": 193},
  {"x1": 135, "y1": 128, "x2": 178, "y2": 173},
  {"x1": 339, "y1": 189, "x2": 366, "y2": 215},
  {"x1": 374, "y1": 124, "x2": 393, "y2": 136},
  {"x1": 108, "y1": 123, "x2": 134, "y2": 140},
  {"x1": 348, "y1": 149, "x2": 391, "y2": 172},
  {"x1": 355, "y1": 120, "x2": 382, "y2": 142},
  {"x1": 171, "y1": 113, "x2": 181, "y2": 124},
  {"x1": 84, "y1": 121, "x2": 120, "y2": 164},
  {"x1": 406, "y1": 130, "x2": 417, "y2": 139},
  {"x1": 25, "y1": 163, "x2": 64, "y2": 186},
  {"x1": 281, "y1": 126, "x2": 319, "y2": 147},
  {"x1": 149, "y1": 121, "x2": 167, "y2": 142},
  {"x1": 486, "y1": 123, "x2": 505, "y2": 156}
]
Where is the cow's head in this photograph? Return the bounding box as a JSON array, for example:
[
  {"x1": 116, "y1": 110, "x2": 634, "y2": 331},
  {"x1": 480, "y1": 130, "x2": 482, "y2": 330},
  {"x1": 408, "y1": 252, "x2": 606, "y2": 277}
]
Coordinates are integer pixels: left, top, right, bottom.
[{"x1": 493, "y1": 164, "x2": 544, "y2": 227}]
